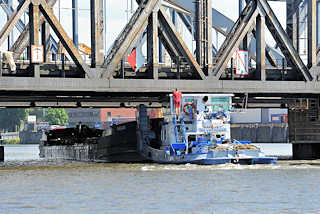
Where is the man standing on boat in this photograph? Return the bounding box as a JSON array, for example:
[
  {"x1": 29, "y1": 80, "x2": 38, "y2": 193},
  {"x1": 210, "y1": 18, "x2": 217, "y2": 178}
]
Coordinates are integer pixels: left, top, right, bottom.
[{"x1": 173, "y1": 88, "x2": 182, "y2": 117}]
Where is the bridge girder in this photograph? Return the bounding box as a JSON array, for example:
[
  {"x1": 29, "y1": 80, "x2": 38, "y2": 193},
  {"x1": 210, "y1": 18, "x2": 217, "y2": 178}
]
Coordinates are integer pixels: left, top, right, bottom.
[
  {"x1": 9, "y1": 0, "x2": 58, "y2": 60},
  {"x1": 0, "y1": 0, "x2": 92, "y2": 77},
  {"x1": 0, "y1": 0, "x2": 319, "y2": 103},
  {"x1": 102, "y1": 0, "x2": 205, "y2": 80}
]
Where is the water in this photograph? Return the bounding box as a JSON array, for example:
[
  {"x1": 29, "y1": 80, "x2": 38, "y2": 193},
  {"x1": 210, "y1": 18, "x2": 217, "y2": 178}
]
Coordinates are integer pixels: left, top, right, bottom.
[
  {"x1": 1, "y1": 144, "x2": 320, "y2": 214},
  {"x1": 254, "y1": 143, "x2": 292, "y2": 158},
  {"x1": 4, "y1": 144, "x2": 40, "y2": 161}
]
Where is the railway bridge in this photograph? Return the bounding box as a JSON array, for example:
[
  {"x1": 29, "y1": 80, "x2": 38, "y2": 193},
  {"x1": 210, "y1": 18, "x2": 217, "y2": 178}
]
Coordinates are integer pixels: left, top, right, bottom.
[{"x1": 0, "y1": 0, "x2": 320, "y2": 159}]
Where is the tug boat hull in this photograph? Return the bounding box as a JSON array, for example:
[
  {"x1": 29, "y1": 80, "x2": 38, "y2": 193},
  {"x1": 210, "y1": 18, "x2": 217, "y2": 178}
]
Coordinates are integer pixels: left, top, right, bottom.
[{"x1": 136, "y1": 94, "x2": 277, "y2": 165}]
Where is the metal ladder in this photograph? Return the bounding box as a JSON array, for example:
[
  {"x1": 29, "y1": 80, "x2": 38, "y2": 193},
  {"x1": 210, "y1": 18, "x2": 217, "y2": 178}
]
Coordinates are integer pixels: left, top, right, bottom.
[
  {"x1": 173, "y1": 116, "x2": 189, "y2": 154},
  {"x1": 173, "y1": 116, "x2": 180, "y2": 143}
]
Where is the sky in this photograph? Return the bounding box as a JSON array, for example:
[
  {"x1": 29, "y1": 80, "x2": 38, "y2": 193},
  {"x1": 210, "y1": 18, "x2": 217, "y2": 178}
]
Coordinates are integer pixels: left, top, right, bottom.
[{"x1": 0, "y1": 0, "x2": 303, "y2": 58}]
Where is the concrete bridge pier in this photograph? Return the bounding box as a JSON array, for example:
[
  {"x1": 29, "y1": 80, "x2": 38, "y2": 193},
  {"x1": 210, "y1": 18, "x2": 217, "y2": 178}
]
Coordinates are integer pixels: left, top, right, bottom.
[{"x1": 0, "y1": 146, "x2": 3, "y2": 162}]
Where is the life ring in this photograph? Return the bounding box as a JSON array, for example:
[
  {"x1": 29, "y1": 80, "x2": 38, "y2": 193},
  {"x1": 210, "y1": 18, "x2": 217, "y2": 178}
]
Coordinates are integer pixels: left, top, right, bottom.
[{"x1": 183, "y1": 102, "x2": 195, "y2": 119}]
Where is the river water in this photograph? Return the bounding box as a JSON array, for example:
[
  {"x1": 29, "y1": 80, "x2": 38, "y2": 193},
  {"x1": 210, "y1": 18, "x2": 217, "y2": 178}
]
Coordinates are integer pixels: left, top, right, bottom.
[{"x1": 0, "y1": 144, "x2": 319, "y2": 214}]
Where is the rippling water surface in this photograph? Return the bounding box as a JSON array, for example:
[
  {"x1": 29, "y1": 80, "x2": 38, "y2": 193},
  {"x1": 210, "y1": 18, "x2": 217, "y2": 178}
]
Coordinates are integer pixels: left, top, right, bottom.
[{"x1": 1, "y1": 145, "x2": 319, "y2": 214}]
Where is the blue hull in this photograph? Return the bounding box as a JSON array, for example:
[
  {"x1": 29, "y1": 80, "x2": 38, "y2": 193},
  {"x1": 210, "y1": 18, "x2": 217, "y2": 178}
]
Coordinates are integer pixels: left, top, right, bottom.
[
  {"x1": 149, "y1": 152, "x2": 277, "y2": 165},
  {"x1": 195, "y1": 158, "x2": 232, "y2": 165},
  {"x1": 232, "y1": 157, "x2": 278, "y2": 165},
  {"x1": 250, "y1": 157, "x2": 278, "y2": 165},
  {"x1": 193, "y1": 157, "x2": 277, "y2": 165}
]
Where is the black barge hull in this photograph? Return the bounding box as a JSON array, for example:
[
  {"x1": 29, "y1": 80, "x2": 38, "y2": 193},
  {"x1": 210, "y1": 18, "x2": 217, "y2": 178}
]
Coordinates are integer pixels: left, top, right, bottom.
[{"x1": 40, "y1": 121, "x2": 147, "y2": 162}]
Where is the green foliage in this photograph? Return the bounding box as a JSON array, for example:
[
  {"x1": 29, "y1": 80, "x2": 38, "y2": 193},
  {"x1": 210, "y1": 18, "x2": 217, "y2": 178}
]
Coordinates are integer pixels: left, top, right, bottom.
[
  {"x1": 0, "y1": 109, "x2": 28, "y2": 132},
  {"x1": 44, "y1": 109, "x2": 69, "y2": 126},
  {"x1": 3, "y1": 138, "x2": 20, "y2": 144}
]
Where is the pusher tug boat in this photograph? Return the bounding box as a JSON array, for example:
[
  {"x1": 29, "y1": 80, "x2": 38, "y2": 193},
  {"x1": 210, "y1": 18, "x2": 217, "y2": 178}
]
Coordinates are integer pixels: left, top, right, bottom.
[{"x1": 137, "y1": 94, "x2": 277, "y2": 165}]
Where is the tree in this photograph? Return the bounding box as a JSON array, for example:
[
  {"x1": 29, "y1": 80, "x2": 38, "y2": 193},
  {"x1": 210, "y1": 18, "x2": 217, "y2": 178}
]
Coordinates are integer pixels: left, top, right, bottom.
[
  {"x1": 0, "y1": 109, "x2": 28, "y2": 132},
  {"x1": 44, "y1": 108, "x2": 69, "y2": 126}
]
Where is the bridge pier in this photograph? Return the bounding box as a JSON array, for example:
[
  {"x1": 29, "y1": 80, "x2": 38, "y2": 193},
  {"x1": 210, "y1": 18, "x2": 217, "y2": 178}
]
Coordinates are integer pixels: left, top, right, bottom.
[
  {"x1": 0, "y1": 146, "x2": 3, "y2": 162},
  {"x1": 289, "y1": 97, "x2": 320, "y2": 160},
  {"x1": 293, "y1": 143, "x2": 320, "y2": 160}
]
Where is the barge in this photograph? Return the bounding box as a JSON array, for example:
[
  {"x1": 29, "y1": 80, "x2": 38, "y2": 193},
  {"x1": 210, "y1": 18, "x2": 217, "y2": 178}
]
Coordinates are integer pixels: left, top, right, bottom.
[
  {"x1": 40, "y1": 122, "x2": 146, "y2": 162},
  {"x1": 40, "y1": 94, "x2": 277, "y2": 165}
]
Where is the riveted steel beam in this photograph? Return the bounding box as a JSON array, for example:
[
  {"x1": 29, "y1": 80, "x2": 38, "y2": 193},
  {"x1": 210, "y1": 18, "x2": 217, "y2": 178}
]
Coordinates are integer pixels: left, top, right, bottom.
[
  {"x1": 158, "y1": 26, "x2": 180, "y2": 60},
  {"x1": 29, "y1": 0, "x2": 41, "y2": 77},
  {"x1": 2, "y1": 77, "x2": 320, "y2": 95},
  {"x1": 41, "y1": 22, "x2": 50, "y2": 62},
  {"x1": 177, "y1": 12, "x2": 193, "y2": 34},
  {"x1": 29, "y1": 2, "x2": 40, "y2": 46},
  {"x1": 195, "y1": 0, "x2": 203, "y2": 66},
  {"x1": 308, "y1": 0, "x2": 317, "y2": 68},
  {"x1": 256, "y1": 14, "x2": 266, "y2": 80},
  {"x1": 194, "y1": 0, "x2": 214, "y2": 70},
  {"x1": 158, "y1": 6, "x2": 206, "y2": 79},
  {"x1": 207, "y1": 0, "x2": 213, "y2": 74},
  {"x1": 72, "y1": 0, "x2": 79, "y2": 48},
  {"x1": 29, "y1": 1, "x2": 40, "y2": 70},
  {"x1": 240, "y1": 0, "x2": 248, "y2": 51},
  {"x1": 10, "y1": 25, "x2": 30, "y2": 60},
  {"x1": 7, "y1": 0, "x2": 14, "y2": 50},
  {"x1": 0, "y1": 0, "x2": 25, "y2": 32},
  {"x1": 90, "y1": 0, "x2": 104, "y2": 68},
  {"x1": 258, "y1": 0, "x2": 312, "y2": 81},
  {"x1": 162, "y1": 0, "x2": 191, "y2": 15},
  {"x1": 212, "y1": 5, "x2": 279, "y2": 67},
  {"x1": 38, "y1": 0, "x2": 91, "y2": 78},
  {"x1": 147, "y1": 9, "x2": 159, "y2": 79},
  {"x1": 102, "y1": 0, "x2": 161, "y2": 79},
  {"x1": 0, "y1": 0, "x2": 30, "y2": 47},
  {"x1": 213, "y1": 0, "x2": 258, "y2": 79},
  {"x1": 10, "y1": 0, "x2": 57, "y2": 60},
  {"x1": 286, "y1": 0, "x2": 300, "y2": 51}
]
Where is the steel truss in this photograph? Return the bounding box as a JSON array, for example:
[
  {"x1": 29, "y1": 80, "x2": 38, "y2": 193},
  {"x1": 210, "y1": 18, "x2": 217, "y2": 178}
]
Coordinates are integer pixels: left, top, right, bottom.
[{"x1": 0, "y1": 0, "x2": 319, "y2": 107}]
